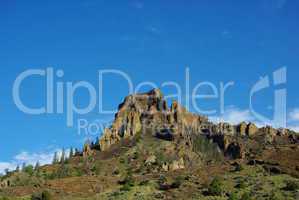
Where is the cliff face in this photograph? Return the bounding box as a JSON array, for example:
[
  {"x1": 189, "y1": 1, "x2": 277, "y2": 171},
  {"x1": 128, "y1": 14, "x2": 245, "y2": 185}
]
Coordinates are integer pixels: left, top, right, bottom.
[
  {"x1": 99, "y1": 89, "x2": 209, "y2": 151},
  {"x1": 99, "y1": 89, "x2": 298, "y2": 159}
]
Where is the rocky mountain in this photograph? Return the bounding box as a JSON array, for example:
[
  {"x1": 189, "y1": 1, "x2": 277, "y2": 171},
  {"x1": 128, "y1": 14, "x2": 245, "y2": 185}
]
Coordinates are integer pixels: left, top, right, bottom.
[
  {"x1": 1, "y1": 89, "x2": 299, "y2": 200},
  {"x1": 99, "y1": 88, "x2": 298, "y2": 162}
]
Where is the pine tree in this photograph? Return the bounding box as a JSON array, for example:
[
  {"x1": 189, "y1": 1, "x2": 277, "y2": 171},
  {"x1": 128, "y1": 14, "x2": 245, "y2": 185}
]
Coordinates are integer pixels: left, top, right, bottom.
[
  {"x1": 16, "y1": 165, "x2": 20, "y2": 172},
  {"x1": 53, "y1": 152, "x2": 59, "y2": 164},
  {"x1": 69, "y1": 147, "x2": 74, "y2": 158},
  {"x1": 22, "y1": 163, "x2": 26, "y2": 171},
  {"x1": 75, "y1": 148, "x2": 80, "y2": 156},
  {"x1": 94, "y1": 137, "x2": 101, "y2": 150},
  {"x1": 35, "y1": 161, "x2": 40, "y2": 170},
  {"x1": 60, "y1": 148, "x2": 65, "y2": 164}
]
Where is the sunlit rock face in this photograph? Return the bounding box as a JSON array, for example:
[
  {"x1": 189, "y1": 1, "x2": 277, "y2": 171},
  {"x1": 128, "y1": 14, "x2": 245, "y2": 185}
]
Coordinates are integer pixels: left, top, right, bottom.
[{"x1": 99, "y1": 89, "x2": 297, "y2": 153}]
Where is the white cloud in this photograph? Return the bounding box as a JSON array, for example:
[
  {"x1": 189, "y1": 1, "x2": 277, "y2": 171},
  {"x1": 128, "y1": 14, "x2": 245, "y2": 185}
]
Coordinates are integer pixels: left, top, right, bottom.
[
  {"x1": 210, "y1": 107, "x2": 253, "y2": 125},
  {"x1": 209, "y1": 107, "x2": 299, "y2": 132},
  {"x1": 287, "y1": 108, "x2": 299, "y2": 132},
  {"x1": 289, "y1": 109, "x2": 299, "y2": 122},
  {"x1": 0, "y1": 149, "x2": 69, "y2": 175},
  {"x1": 14, "y1": 151, "x2": 54, "y2": 166},
  {"x1": 0, "y1": 162, "x2": 17, "y2": 175},
  {"x1": 287, "y1": 126, "x2": 299, "y2": 132}
]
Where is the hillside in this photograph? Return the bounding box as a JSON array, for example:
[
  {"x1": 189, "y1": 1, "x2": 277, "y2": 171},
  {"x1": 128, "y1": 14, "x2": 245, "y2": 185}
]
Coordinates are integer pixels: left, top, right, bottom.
[{"x1": 1, "y1": 89, "x2": 299, "y2": 200}]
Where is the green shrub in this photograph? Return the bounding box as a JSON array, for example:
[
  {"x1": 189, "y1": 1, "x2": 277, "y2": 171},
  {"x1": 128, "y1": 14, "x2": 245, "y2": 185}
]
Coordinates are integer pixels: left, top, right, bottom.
[
  {"x1": 56, "y1": 165, "x2": 71, "y2": 178},
  {"x1": 228, "y1": 193, "x2": 238, "y2": 200},
  {"x1": 236, "y1": 179, "x2": 246, "y2": 189},
  {"x1": 192, "y1": 135, "x2": 223, "y2": 162},
  {"x1": 234, "y1": 163, "x2": 244, "y2": 172},
  {"x1": 171, "y1": 176, "x2": 184, "y2": 189},
  {"x1": 208, "y1": 177, "x2": 224, "y2": 196},
  {"x1": 284, "y1": 180, "x2": 299, "y2": 191},
  {"x1": 23, "y1": 165, "x2": 34, "y2": 176},
  {"x1": 31, "y1": 190, "x2": 52, "y2": 200},
  {"x1": 269, "y1": 191, "x2": 284, "y2": 200},
  {"x1": 241, "y1": 192, "x2": 251, "y2": 200},
  {"x1": 119, "y1": 172, "x2": 135, "y2": 192},
  {"x1": 41, "y1": 191, "x2": 52, "y2": 200}
]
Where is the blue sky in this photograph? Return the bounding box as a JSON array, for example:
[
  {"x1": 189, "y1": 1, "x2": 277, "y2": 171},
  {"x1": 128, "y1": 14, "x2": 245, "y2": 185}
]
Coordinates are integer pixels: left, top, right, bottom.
[{"x1": 0, "y1": 0, "x2": 299, "y2": 173}]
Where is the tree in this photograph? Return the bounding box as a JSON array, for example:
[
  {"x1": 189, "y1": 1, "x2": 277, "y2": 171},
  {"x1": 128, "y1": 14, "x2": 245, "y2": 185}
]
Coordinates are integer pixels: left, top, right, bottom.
[
  {"x1": 60, "y1": 148, "x2": 65, "y2": 164},
  {"x1": 22, "y1": 163, "x2": 26, "y2": 171},
  {"x1": 35, "y1": 161, "x2": 40, "y2": 170},
  {"x1": 15, "y1": 165, "x2": 20, "y2": 172},
  {"x1": 4, "y1": 168, "x2": 9, "y2": 175},
  {"x1": 52, "y1": 152, "x2": 59, "y2": 164},
  {"x1": 69, "y1": 147, "x2": 74, "y2": 158},
  {"x1": 74, "y1": 148, "x2": 80, "y2": 156},
  {"x1": 23, "y1": 165, "x2": 34, "y2": 176},
  {"x1": 93, "y1": 137, "x2": 101, "y2": 150}
]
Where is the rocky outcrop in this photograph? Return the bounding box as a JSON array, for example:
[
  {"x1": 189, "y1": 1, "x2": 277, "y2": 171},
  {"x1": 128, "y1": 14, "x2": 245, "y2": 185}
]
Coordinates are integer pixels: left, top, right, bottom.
[
  {"x1": 83, "y1": 143, "x2": 94, "y2": 158},
  {"x1": 99, "y1": 89, "x2": 208, "y2": 151},
  {"x1": 98, "y1": 88, "x2": 298, "y2": 161},
  {"x1": 247, "y1": 123, "x2": 258, "y2": 136},
  {"x1": 162, "y1": 158, "x2": 185, "y2": 171},
  {"x1": 237, "y1": 122, "x2": 248, "y2": 136}
]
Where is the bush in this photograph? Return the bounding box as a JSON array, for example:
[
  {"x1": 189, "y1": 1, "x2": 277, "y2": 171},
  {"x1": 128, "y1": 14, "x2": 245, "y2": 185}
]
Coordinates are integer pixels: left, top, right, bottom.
[
  {"x1": 228, "y1": 193, "x2": 238, "y2": 200},
  {"x1": 284, "y1": 180, "x2": 299, "y2": 191},
  {"x1": 56, "y1": 165, "x2": 70, "y2": 178},
  {"x1": 236, "y1": 179, "x2": 246, "y2": 189},
  {"x1": 207, "y1": 177, "x2": 224, "y2": 196},
  {"x1": 23, "y1": 165, "x2": 34, "y2": 176},
  {"x1": 241, "y1": 192, "x2": 251, "y2": 200},
  {"x1": 192, "y1": 135, "x2": 223, "y2": 162},
  {"x1": 171, "y1": 176, "x2": 184, "y2": 189},
  {"x1": 31, "y1": 190, "x2": 52, "y2": 200},
  {"x1": 270, "y1": 191, "x2": 284, "y2": 200},
  {"x1": 234, "y1": 163, "x2": 244, "y2": 172},
  {"x1": 119, "y1": 172, "x2": 135, "y2": 192},
  {"x1": 41, "y1": 191, "x2": 52, "y2": 200}
]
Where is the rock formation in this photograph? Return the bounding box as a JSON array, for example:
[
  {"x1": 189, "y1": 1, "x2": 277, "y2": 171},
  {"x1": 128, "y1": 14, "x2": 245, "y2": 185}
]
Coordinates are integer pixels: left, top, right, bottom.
[{"x1": 98, "y1": 88, "x2": 298, "y2": 163}]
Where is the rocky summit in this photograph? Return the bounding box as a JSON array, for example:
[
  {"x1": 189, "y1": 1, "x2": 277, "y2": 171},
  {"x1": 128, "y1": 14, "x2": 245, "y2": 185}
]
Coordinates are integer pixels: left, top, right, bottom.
[{"x1": 1, "y1": 89, "x2": 299, "y2": 200}]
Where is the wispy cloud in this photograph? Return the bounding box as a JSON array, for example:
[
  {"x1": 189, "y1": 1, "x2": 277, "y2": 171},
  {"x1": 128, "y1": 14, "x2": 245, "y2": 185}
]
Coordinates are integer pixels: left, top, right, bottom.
[
  {"x1": 287, "y1": 108, "x2": 299, "y2": 131},
  {"x1": 0, "y1": 149, "x2": 69, "y2": 175},
  {"x1": 0, "y1": 162, "x2": 17, "y2": 174},
  {"x1": 289, "y1": 109, "x2": 299, "y2": 122},
  {"x1": 210, "y1": 107, "x2": 254, "y2": 125},
  {"x1": 288, "y1": 126, "x2": 299, "y2": 132},
  {"x1": 210, "y1": 106, "x2": 299, "y2": 132}
]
